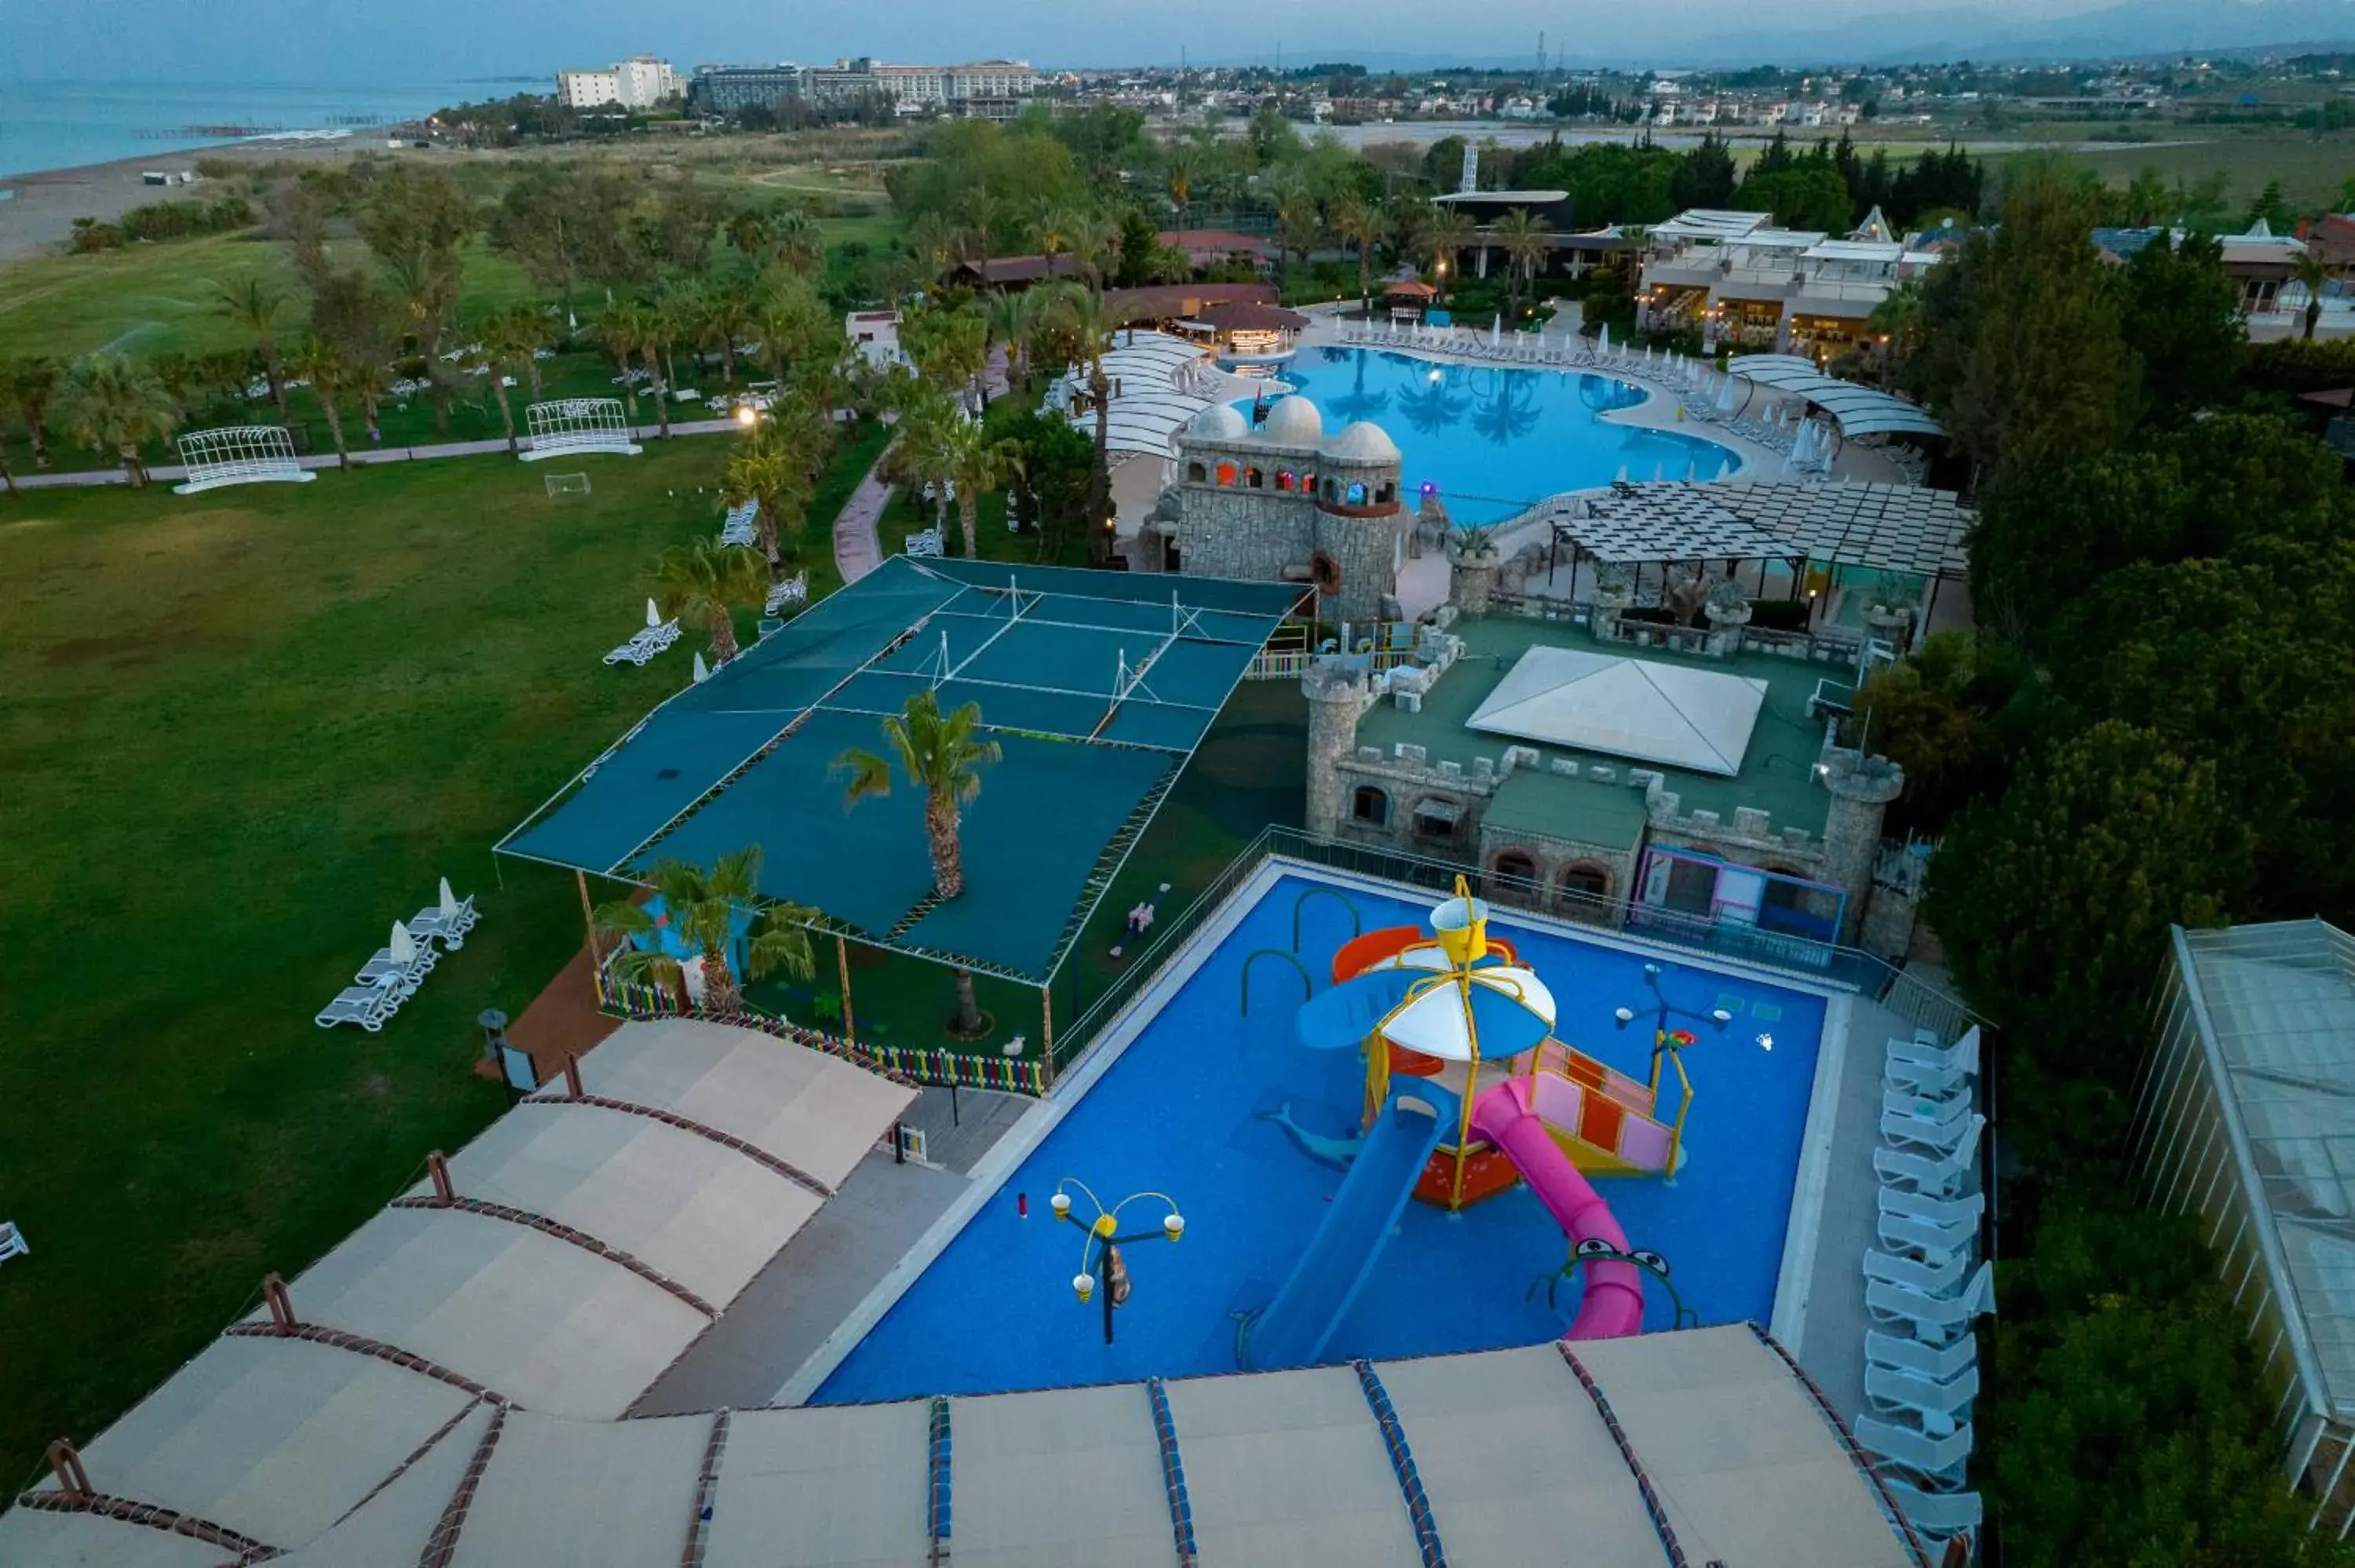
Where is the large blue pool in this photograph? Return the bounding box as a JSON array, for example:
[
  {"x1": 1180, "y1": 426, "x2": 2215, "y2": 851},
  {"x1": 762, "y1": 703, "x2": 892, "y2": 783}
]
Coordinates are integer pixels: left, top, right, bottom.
[
  {"x1": 1229, "y1": 347, "x2": 1742, "y2": 524},
  {"x1": 813, "y1": 873, "x2": 1830, "y2": 1403}
]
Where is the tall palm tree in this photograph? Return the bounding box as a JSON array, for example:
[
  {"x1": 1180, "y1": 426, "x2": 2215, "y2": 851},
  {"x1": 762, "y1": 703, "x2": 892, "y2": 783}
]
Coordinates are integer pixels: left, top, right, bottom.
[
  {"x1": 1048, "y1": 284, "x2": 1120, "y2": 565},
  {"x1": 57, "y1": 354, "x2": 178, "y2": 487},
  {"x1": 1, "y1": 356, "x2": 60, "y2": 468},
  {"x1": 940, "y1": 416, "x2": 1023, "y2": 558},
  {"x1": 1425, "y1": 206, "x2": 1473, "y2": 301},
  {"x1": 703, "y1": 289, "x2": 753, "y2": 385},
  {"x1": 722, "y1": 412, "x2": 823, "y2": 570},
  {"x1": 1166, "y1": 153, "x2": 1195, "y2": 262},
  {"x1": 984, "y1": 288, "x2": 1042, "y2": 396},
  {"x1": 726, "y1": 207, "x2": 771, "y2": 266},
  {"x1": 834, "y1": 691, "x2": 1003, "y2": 1037},
  {"x1": 474, "y1": 307, "x2": 544, "y2": 453},
  {"x1": 603, "y1": 301, "x2": 672, "y2": 438},
  {"x1": 771, "y1": 208, "x2": 824, "y2": 274},
  {"x1": 291, "y1": 337, "x2": 355, "y2": 469},
  {"x1": 652, "y1": 536, "x2": 769, "y2": 663},
  {"x1": 2295, "y1": 249, "x2": 2332, "y2": 342},
  {"x1": 1328, "y1": 192, "x2": 1382, "y2": 317},
  {"x1": 1494, "y1": 208, "x2": 1550, "y2": 323},
  {"x1": 881, "y1": 387, "x2": 962, "y2": 536},
  {"x1": 1864, "y1": 280, "x2": 1926, "y2": 390},
  {"x1": 905, "y1": 213, "x2": 960, "y2": 290},
  {"x1": 956, "y1": 188, "x2": 1002, "y2": 286},
  {"x1": 212, "y1": 273, "x2": 292, "y2": 428},
  {"x1": 591, "y1": 303, "x2": 644, "y2": 417},
  {"x1": 593, "y1": 847, "x2": 816, "y2": 1019}
]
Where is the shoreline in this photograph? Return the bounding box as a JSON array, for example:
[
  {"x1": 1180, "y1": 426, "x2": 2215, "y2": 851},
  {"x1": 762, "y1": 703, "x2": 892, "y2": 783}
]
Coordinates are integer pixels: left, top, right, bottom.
[{"x1": 0, "y1": 137, "x2": 388, "y2": 261}]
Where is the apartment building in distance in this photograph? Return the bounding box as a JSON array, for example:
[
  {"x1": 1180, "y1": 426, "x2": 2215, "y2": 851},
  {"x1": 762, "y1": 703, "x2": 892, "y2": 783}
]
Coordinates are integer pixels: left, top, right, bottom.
[
  {"x1": 557, "y1": 55, "x2": 685, "y2": 111},
  {"x1": 689, "y1": 58, "x2": 1039, "y2": 119}
]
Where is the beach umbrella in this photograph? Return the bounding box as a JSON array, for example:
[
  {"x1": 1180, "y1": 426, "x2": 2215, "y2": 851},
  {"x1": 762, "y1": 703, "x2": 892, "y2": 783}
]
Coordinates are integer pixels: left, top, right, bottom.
[
  {"x1": 1491, "y1": 314, "x2": 1502, "y2": 347},
  {"x1": 644, "y1": 598, "x2": 663, "y2": 629},
  {"x1": 692, "y1": 651, "x2": 710, "y2": 683},
  {"x1": 1597, "y1": 323, "x2": 1611, "y2": 356},
  {"x1": 1652, "y1": 461, "x2": 1666, "y2": 483},
  {"x1": 1716, "y1": 458, "x2": 1734, "y2": 482},
  {"x1": 438, "y1": 877, "x2": 459, "y2": 917},
  {"x1": 1685, "y1": 458, "x2": 1698, "y2": 483},
  {"x1": 1616, "y1": 464, "x2": 1630, "y2": 483},
  {"x1": 1359, "y1": 953, "x2": 1557, "y2": 1061},
  {"x1": 390, "y1": 921, "x2": 415, "y2": 965}
]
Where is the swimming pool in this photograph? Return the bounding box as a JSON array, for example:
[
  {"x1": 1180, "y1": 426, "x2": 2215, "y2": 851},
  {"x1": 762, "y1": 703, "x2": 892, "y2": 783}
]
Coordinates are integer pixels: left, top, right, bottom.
[
  {"x1": 812, "y1": 870, "x2": 1831, "y2": 1404},
  {"x1": 1229, "y1": 347, "x2": 1742, "y2": 525}
]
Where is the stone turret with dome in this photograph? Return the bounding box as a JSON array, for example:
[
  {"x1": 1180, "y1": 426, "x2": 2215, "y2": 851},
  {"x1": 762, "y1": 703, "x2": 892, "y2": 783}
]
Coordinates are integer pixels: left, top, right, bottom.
[{"x1": 1137, "y1": 395, "x2": 1414, "y2": 622}]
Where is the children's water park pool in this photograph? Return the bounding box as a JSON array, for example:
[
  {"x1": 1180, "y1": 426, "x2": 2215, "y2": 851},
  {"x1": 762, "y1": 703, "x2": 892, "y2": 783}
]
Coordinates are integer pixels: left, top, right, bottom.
[
  {"x1": 1228, "y1": 347, "x2": 1743, "y2": 524},
  {"x1": 810, "y1": 867, "x2": 1835, "y2": 1406}
]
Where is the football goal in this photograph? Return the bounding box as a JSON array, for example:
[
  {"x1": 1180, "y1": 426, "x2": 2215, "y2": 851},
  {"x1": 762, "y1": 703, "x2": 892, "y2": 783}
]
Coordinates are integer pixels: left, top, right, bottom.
[
  {"x1": 522, "y1": 398, "x2": 642, "y2": 462},
  {"x1": 173, "y1": 426, "x2": 316, "y2": 496},
  {"x1": 544, "y1": 472, "x2": 593, "y2": 498}
]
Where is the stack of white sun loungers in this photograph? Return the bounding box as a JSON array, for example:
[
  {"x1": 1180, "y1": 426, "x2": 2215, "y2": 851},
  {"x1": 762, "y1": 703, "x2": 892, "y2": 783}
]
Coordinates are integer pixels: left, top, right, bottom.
[
  {"x1": 720, "y1": 498, "x2": 758, "y2": 547},
  {"x1": 315, "y1": 883, "x2": 479, "y2": 1032},
  {"x1": 604, "y1": 617, "x2": 682, "y2": 667},
  {"x1": 1857, "y1": 1023, "x2": 1990, "y2": 1552}
]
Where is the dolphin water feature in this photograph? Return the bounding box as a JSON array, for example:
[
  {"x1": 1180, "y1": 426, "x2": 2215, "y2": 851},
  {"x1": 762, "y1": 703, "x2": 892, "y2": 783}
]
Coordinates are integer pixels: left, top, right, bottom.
[{"x1": 1258, "y1": 1103, "x2": 1367, "y2": 1171}]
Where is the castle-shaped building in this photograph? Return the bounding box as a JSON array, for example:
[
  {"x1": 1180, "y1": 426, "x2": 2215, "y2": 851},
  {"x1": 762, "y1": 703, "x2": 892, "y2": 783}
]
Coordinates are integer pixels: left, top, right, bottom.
[{"x1": 1137, "y1": 397, "x2": 1411, "y2": 623}]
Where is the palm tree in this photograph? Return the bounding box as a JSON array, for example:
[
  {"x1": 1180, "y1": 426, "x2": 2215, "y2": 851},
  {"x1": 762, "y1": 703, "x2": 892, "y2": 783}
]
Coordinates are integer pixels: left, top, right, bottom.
[
  {"x1": 212, "y1": 273, "x2": 292, "y2": 428},
  {"x1": 1494, "y1": 208, "x2": 1550, "y2": 323},
  {"x1": 984, "y1": 288, "x2": 1042, "y2": 396},
  {"x1": 473, "y1": 308, "x2": 543, "y2": 454},
  {"x1": 652, "y1": 536, "x2": 769, "y2": 663},
  {"x1": 1166, "y1": 154, "x2": 1196, "y2": 261},
  {"x1": 601, "y1": 301, "x2": 671, "y2": 437},
  {"x1": 591, "y1": 304, "x2": 644, "y2": 417},
  {"x1": 1864, "y1": 281, "x2": 1926, "y2": 390},
  {"x1": 940, "y1": 416, "x2": 1023, "y2": 558},
  {"x1": 593, "y1": 847, "x2": 816, "y2": 1019},
  {"x1": 727, "y1": 207, "x2": 771, "y2": 266},
  {"x1": 956, "y1": 188, "x2": 1002, "y2": 286},
  {"x1": 1048, "y1": 284, "x2": 1120, "y2": 565},
  {"x1": 1, "y1": 356, "x2": 60, "y2": 468},
  {"x1": 291, "y1": 337, "x2": 355, "y2": 469},
  {"x1": 772, "y1": 208, "x2": 824, "y2": 274},
  {"x1": 905, "y1": 213, "x2": 960, "y2": 290},
  {"x1": 1424, "y1": 206, "x2": 1473, "y2": 301},
  {"x1": 2295, "y1": 250, "x2": 2332, "y2": 341},
  {"x1": 834, "y1": 691, "x2": 1003, "y2": 1037},
  {"x1": 882, "y1": 387, "x2": 962, "y2": 537},
  {"x1": 57, "y1": 354, "x2": 179, "y2": 486},
  {"x1": 722, "y1": 412, "x2": 823, "y2": 570},
  {"x1": 1328, "y1": 192, "x2": 1382, "y2": 317},
  {"x1": 703, "y1": 289, "x2": 753, "y2": 385}
]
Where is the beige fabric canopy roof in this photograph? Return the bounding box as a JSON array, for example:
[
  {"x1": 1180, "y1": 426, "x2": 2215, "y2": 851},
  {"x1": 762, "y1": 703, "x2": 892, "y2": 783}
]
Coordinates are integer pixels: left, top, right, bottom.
[
  {"x1": 4, "y1": 1323, "x2": 1924, "y2": 1566},
  {"x1": 1468, "y1": 647, "x2": 1769, "y2": 777}
]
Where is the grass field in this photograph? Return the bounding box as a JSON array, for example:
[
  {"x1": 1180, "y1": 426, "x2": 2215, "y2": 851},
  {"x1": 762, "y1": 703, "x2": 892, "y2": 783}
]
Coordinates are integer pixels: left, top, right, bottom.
[
  {"x1": 0, "y1": 425, "x2": 895, "y2": 1489},
  {"x1": 2068, "y1": 130, "x2": 2355, "y2": 210}
]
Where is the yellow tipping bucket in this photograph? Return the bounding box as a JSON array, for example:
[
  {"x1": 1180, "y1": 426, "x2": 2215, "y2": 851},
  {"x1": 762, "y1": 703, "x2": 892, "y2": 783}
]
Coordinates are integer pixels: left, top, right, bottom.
[{"x1": 1429, "y1": 876, "x2": 1490, "y2": 967}]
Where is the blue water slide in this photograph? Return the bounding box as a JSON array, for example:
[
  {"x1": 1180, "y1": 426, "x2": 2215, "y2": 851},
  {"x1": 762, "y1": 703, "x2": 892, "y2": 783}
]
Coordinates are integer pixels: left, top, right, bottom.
[{"x1": 1242, "y1": 1085, "x2": 1451, "y2": 1369}]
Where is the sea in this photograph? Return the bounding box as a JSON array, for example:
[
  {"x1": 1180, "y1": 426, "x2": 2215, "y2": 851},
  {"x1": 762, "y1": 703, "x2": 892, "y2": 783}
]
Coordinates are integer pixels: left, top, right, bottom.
[{"x1": 0, "y1": 79, "x2": 517, "y2": 181}]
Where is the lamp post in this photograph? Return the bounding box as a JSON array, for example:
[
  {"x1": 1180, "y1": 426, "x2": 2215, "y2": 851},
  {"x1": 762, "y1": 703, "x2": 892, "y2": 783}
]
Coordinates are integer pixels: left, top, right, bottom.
[{"x1": 1050, "y1": 1178, "x2": 1185, "y2": 1345}]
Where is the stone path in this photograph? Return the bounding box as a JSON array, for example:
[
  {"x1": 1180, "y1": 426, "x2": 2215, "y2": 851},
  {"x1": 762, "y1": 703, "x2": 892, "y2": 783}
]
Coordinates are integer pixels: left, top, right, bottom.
[{"x1": 831, "y1": 459, "x2": 893, "y2": 584}]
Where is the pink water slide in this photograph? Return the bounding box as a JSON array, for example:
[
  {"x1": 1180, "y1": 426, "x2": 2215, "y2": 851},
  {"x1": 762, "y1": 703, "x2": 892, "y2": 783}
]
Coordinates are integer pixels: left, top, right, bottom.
[{"x1": 1470, "y1": 1079, "x2": 1647, "y2": 1339}]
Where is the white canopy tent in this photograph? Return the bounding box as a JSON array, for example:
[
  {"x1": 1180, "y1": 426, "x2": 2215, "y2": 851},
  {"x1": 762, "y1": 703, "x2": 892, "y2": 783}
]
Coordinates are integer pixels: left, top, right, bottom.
[
  {"x1": 1467, "y1": 647, "x2": 1768, "y2": 776},
  {"x1": 1722, "y1": 356, "x2": 1944, "y2": 441}
]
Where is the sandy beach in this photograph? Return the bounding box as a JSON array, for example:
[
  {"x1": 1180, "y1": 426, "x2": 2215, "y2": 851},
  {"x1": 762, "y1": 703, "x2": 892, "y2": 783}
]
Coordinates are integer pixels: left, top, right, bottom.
[{"x1": 0, "y1": 137, "x2": 386, "y2": 261}]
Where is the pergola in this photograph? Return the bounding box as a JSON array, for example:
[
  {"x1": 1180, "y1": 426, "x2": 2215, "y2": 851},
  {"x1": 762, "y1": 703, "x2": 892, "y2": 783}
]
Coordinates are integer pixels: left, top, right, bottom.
[
  {"x1": 1053, "y1": 330, "x2": 1291, "y2": 461},
  {"x1": 1721, "y1": 356, "x2": 1945, "y2": 443}
]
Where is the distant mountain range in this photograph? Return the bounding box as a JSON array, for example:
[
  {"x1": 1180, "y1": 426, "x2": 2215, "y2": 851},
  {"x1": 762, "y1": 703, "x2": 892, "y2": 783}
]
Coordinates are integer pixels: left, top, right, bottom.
[{"x1": 1181, "y1": 0, "x2": 2355, "y2": 72}]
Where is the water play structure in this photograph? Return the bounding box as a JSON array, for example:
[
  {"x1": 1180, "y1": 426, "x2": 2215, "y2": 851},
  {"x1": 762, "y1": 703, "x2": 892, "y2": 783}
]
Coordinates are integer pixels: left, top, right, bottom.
[{"x1": 1241, "y1": 880, "x2": 1678, "y2": 1368}]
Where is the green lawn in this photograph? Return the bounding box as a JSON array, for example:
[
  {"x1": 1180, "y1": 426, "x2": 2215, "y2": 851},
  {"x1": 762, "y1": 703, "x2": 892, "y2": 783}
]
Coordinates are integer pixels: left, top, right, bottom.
[
  {"x1": 2065, "y1": 130, "x2": 2355, "y2": 210},
  {"x1": 0, "y1": 434, "x2": 840, "y2": 1486}
]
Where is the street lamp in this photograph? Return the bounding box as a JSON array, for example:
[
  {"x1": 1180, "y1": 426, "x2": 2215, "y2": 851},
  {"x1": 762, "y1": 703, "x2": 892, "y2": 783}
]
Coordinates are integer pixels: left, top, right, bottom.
[
  {"x1": 1050, "y1": 1178, "x2": 1185, "y2": 1344},
  {"x1": 734, "y1": 403, "x2": 760, "y2": 428}
]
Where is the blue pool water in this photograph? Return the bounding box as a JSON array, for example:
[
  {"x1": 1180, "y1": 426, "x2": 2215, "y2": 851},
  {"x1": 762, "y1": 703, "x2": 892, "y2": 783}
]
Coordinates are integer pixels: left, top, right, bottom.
[
  {"x1": 1230, "y1": 347, "x2": 1742, "y2": 524},
  {"x1": 814, "y1": 874, "x2": 1829, "y2": 1403}
]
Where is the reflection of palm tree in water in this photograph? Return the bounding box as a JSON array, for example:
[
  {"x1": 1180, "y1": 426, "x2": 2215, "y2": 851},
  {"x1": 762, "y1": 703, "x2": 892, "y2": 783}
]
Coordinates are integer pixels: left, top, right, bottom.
[
  {"x1": 1471, "y1": 369, "x2": 1543, "y2": 447},
  {"x1": 1324, "y1": 348, "x2": 1393, "y2": 426},
  {"x1": 1394, "y1": 363, "x2": 1470, "y2": 435}
]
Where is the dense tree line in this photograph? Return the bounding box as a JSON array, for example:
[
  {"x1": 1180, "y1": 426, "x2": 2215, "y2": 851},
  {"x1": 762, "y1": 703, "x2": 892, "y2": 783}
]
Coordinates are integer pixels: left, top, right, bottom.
[{"x1": 1853, "y1": 155, "x2": 2355, "y2": 1564}]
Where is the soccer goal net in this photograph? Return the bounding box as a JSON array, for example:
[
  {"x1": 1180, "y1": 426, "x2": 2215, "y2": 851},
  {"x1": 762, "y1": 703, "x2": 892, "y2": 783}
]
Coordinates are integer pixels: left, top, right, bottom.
[
  {"x1": 522, "y1": 398, "x2": 643, "y2": 462},
  {"x1": 173, "y1": 425, "x2": 316, "y2": 496},
  {"x1": 544, "y1": 472, "x2": 593, "y2": 498}
]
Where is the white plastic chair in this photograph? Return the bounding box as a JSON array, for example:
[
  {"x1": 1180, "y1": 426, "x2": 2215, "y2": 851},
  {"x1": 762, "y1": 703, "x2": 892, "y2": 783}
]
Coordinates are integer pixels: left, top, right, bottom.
[
  {"x1": 1855, "y1": 1414, "x2": 1973, "y2": 1489},
  {"x1": 0, "y1": 1223, "x2": 27, "y2": 1265},
  {"x1": 1868, "y1": 1260, "x2": 1996, "y2": 1344},
  {"x1": 1881, "y1": 1478, "x2": 1982, "y2": 1541},
  {"x1": 1867, "y1": 1329, "x2": 1977, "y2": 1382}
]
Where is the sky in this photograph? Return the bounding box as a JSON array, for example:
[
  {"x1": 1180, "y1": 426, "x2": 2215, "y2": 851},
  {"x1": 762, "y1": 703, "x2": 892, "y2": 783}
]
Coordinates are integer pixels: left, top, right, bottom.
[{"x1": 8, "y1": 0, "x2": 2138, "y2": 85}]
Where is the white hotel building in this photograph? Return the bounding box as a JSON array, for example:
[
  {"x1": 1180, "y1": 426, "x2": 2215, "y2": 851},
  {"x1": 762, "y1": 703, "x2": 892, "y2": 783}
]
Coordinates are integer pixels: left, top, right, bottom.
[{"x1": 557, "y1": 55, "x2": 685, "y2": 111}]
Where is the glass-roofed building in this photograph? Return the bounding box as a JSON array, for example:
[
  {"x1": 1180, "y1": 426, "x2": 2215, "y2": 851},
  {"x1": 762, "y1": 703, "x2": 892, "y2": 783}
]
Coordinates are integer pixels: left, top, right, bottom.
[{"x1": 2136, "y1": 919, "x2": 2355, "y2": 1533}]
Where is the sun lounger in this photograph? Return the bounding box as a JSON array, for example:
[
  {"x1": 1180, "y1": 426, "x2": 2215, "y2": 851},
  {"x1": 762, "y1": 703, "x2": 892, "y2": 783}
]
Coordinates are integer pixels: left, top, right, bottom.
[
  {"x1": 408, "y1": 882, "x2": 478, "y2": 949},
  {"x1": 1890, "y1": 1024, "x2": 1980, "y2": 1076},
  {"x1": 603, "y1": 620, "x2": 681, "y2": 667},
  {"x1": 765, "y1": 573, "x2": 808, "y2": 616},
  {"x1": 1882, "y1": 1084, "x2": 1972, "y2": 1125},
  {"x1": 1866, "y1": 1248, "x2": 1970, "y2": 1297},
  {"x1": 1868, "y1": 1260, "x2": 1996, "y2": 1344},
  {"x1": 1881, "y1": 1478, "x2": 1982, "y2": 1541},
  {"x1": 1882, "y1": 1099, "x2": 1977, "y2": 1155},
  {"x1": 1867, "y1": 1362, "x2": 1980, "y2": 1436},
  {"x1": 904, "y1": 528, "x2": 944, "y2": 558},
  {"x1": 356, "y1": 949, "x2": 433, "y2": 997},
  {"x1": 1867, "y1": 1329, "x2": 1977, "y2": 1383},
  {"x1": 0, "y1": 1222, "x2": 27, "y2": 1265},
  {"x1": 316, "y1": 986, "x2": 397, "y2": 1032},
  {"x1": 1880, "y1": 1210, "x2": 1976, "y2": 1262},
  {"x1": 1886, "y1": 1050, "x2": 1970, "y2": 1097},
  {"x1": 1874, "y1": 1116, "x2": 1984, "y2": 1197},
  {"x1": 1854, "y1": 1414, "x2": 1973, "y2": 1489}
]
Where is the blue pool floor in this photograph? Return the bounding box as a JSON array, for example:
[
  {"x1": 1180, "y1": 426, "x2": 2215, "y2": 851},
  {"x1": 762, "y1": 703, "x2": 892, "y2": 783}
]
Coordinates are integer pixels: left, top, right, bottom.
[{"x1": 814, "y1": 873, "x2": 1828, "y2": 1404}]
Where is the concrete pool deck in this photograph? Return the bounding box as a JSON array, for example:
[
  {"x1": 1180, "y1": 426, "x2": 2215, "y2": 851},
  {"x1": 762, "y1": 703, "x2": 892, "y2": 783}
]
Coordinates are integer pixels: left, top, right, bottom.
[{"x1": 728, "y1": 859, "x2": 1933, "y2": 1425}]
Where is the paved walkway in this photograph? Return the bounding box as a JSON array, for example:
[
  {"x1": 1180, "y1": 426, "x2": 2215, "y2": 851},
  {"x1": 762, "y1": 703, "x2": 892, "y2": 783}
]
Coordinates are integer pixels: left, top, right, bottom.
[
  {"x1": 831, "y1": 459, "x2": 893, "y2": 584},
  {"x1": 1, "y1": 417, "x2": 740, "y2": 491}
]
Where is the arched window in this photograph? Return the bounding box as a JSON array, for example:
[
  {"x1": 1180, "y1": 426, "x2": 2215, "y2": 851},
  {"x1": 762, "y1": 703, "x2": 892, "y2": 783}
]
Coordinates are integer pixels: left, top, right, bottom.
[
  {"x1": 1376, "y1": 482, "x2": 1396, "y2": 505},
  {"x1": 1311, "y1": 552, "x2": 1342, "y2": 596},
  {"x1": 1247, "y1": 466, "x2": 1265, "y2": 488},
  {"x1": 1186, "y1": 461, "x2": 1207, "y2": 483},
  {"x1": 1492, "y1": 850, "x2": 1539, "y2": 896},
  {"x1": 1215, "y1": 461, "x2": 1238, "y2": 487},
  {"x1": 1322, "y1": 478, "x2": 1338, "y2": 502},
  {"x1": 1276, "y1": 469, "x2": 1296, "y2": 490},
  {"x1": 1559, "y1": 861, "x2": 1612, "y2": 904},
  {"x1": 1352, "y1": 786, "x2": 1389, "y2": 826},
  {"x1": 1410, "y1": 797, "x2": 1462, "y2": 841},
  {"x1": 1345, "y1": 481, "x2": 1368, "y2": 506}
]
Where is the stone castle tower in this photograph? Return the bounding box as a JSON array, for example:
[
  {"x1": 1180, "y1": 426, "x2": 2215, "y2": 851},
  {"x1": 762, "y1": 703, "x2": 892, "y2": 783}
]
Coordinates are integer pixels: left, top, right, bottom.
[
  {"x1": 1820, "y1": 749, "x2": 1905, "y2": 943},
  {"x1": 1143, "y1": 397, "x2": 1411, "y2": 623},
  {"x1": 1301, "y1": 657, "x2": 1369, "y2": 838}
]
